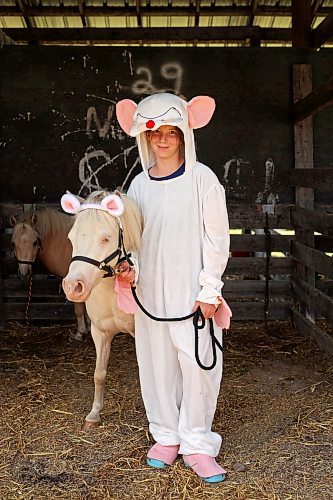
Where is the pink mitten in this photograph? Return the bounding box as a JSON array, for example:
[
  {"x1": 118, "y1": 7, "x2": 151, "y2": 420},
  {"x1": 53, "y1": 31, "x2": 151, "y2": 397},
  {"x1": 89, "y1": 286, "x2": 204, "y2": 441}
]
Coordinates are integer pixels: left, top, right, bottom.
[
  {"x1": 114, "y1": 276, "x2": 138, "y2": 314},
  {"x1": 214, "y1": 297, "x2": 232, "y2": 329}
]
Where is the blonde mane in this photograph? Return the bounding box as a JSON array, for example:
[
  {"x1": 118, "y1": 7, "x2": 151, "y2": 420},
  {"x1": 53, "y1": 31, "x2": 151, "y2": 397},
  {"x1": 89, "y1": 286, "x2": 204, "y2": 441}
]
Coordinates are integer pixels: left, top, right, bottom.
[
  {"x1": 16, "y1": 207, "x2": 73, "y2": 240},
  {"x1": 84, "y1": 190, "x2": 142, "y2": 252}
]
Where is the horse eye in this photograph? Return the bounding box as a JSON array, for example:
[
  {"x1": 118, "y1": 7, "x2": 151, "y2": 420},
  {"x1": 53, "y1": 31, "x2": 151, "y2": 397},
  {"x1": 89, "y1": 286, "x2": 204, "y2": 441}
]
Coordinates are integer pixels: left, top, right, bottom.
[
  {"x1": 101, "y1": 237, "x2": 110, "y2": 244},
  {"x1": 11, "y1": 242, "x2": 15, "y2": 248},
  {"x1": 33, "y1": 240, "x2": 39, "y2": 247}
]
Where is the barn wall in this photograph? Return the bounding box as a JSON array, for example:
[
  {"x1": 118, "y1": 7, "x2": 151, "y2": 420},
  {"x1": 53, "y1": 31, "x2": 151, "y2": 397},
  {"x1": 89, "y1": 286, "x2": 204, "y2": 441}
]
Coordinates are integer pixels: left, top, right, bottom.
[
  {"x1": 1, "y1": 47, "x2": 333, "y2": 325},
  {"x1": 1, "y1": 46, "x2": 333, "y2": 206}
]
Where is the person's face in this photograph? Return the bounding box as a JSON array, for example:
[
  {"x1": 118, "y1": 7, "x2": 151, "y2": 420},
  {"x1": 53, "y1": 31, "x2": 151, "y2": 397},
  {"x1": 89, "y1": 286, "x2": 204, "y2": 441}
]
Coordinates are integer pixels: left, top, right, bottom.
[{"x1": 147, "y1": 125, "x2": 182, "y2": 161}]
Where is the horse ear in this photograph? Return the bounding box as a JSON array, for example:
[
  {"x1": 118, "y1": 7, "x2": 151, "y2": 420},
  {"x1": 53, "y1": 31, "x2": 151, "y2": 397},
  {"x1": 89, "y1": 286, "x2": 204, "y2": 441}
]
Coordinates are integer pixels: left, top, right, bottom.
[
  {"x1": 116, "y1": 99, "x2": 137, "y2": 135},
  {"x1": 9, "y1": 215, "x2": 17, "y2": 227},
  {"x1": 114, "y1": 189, "x2": 123, "y2": 198},
  {"x1": 101, "y1": 194, "x2": 125, "y2": 217},
  {"x1": 61, "y1": 193, "x2": 81, "y2": 214},
  {"x1": 187, "y1": 96, "x2": 216, "y2": 129},
  {"x1": 31, "y1": 213, "x2": 38, "y2": 226}
]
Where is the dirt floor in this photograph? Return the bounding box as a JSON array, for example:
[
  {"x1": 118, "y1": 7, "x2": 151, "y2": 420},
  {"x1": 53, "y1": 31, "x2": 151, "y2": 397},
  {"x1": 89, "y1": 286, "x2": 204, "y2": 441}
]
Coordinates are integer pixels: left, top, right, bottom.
[{"x1": 0, "y1": 319, "x2": 332, "y2": 500}]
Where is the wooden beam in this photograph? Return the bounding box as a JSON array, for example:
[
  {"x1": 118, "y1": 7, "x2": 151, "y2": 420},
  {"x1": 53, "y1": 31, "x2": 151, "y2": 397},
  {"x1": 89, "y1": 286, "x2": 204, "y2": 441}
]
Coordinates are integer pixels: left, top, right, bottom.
[
  {"x1": 291, "y1": 276, "x2": 333, "y2": 322},
  {"x1": 293, "y1": 63, "x2": 314, "y2": 320},
  {"x1": 293, "y1": 309, "x2": 333, "y2": 355},
  {"x1": 78, "y1": 0, "x2": 87, "y2": 28},
  {"x1": 311, "y1": 0, "x2": 324, "y2": 21},
  {"x1": 291, "y1": 240, "x2": 333, "y2": 278},
  {"x1": 291, "y1": 206, "x2": 333, "y2": 235},
  {"x1": 288, "y1": 168, "x2": 333, "y2": 191},
  {"x1": 247, "y1": 0, "x2": 259, "y2": 26},
  {"x1": 290, "y1": 74, "x2": 333, "y2": 124},
  {"x1": 3, "y1": 27, "x2": 292, "y2": 43},
  {"x1": 195, "y1": 0, "x2": 201, "y2": 28},
  {"x1": 291, "y1": 0, "x2": 312, "y2": 47},
  {"x1": 312, "y1": 13, "x2": 333, "y2": 48},
  {"x1": 136, "y1": 0, "x2": 142, "y2": 28},
  {"x1": 17, "y1": 0, "x2": 33, "y2": 30},
  {"x1": 1, "y1": 5, "x2": 333, "y2": 18}
]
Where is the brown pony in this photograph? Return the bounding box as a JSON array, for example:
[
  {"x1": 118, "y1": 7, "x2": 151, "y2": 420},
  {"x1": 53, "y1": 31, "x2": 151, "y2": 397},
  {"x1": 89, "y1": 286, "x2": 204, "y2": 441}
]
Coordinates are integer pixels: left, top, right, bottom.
[{"x1": 10, "y1": 207, "x2": 90, "y2": 341}]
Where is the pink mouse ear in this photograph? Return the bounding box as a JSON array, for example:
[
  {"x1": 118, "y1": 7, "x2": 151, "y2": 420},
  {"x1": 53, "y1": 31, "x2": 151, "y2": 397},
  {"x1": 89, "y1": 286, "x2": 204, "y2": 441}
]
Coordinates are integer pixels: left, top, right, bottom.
[
  {"x1": 61, "y1": 193, "x2": 81, "y2": 214},
  {"x1": 101, "y1": 194, "x2": 125, "y2": 217},
  {"x1": 187, "y1": 96, "x2": 216, "y2": 129},
  {"x1": 116, "y1": 99, "x2": 137, "y2": 135}
]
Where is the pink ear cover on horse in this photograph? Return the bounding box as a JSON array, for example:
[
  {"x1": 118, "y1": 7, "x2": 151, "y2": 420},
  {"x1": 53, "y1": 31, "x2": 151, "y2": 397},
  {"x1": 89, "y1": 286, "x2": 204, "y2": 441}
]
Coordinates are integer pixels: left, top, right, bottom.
[
  {"x1": 116, "y1": 99, "x2": 137, "y2": 135},
  {"x1": 214, "y1": 297, "x2": 232, "y2": 330},
  {"x1": 114, "y1": 276, "x2": 138, "y2": 314},
  {"x1": 61, "y1": 193, "x2": 80, "y2": 214},
  {"x1": 187, "y1": 96, "x2": 216, "y2": 129}
]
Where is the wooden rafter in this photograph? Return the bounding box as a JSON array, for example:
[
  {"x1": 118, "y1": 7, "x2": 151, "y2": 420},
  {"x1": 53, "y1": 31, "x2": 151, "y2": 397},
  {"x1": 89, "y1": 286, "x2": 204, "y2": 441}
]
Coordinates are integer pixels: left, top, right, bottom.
[
  {"x1": 247, "y1": 0, "x2": 259, "y2": 27},
  {"x1": 195, "y1": 0, "x2": 201, "y2": 28},
  {"x1": 136, "y1": 0, "x2": 142, "y2": 28},
  {"x1": 291, "y1": 0, "x2": 312, "y2": 48},
  {"x1": 1, "y1": 5, "x2": 333, "y2": 18},
  {"x1": 78, "y1": 0, "x2": 87, "y2": 28},
  {"x1": 16, "y1": 0, "x2": 32, "y2": 29},
  {"x1": 312, "y1": 13, "x2": 333, "y2": 48},
  {"x1": 290, "y1": 73, "x2": 333, "y2": 124},
  {"x1": 3, "y1": 26, "x2": 292, "y2": 44},
  {"x1": 311, "y1": 0, "x2": 324, "y2": 21}
]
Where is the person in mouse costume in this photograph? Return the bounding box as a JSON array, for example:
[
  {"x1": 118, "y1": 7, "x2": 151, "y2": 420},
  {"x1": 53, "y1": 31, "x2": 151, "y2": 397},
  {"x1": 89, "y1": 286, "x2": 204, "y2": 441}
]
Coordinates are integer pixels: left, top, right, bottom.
[{"x1": 116, "y1": 92, "x2": 230, "y2": 483}]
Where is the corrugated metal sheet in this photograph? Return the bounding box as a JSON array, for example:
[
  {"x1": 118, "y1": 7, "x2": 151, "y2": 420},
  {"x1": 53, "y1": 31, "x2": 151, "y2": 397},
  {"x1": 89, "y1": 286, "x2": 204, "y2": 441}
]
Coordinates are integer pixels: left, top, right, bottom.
[{"x1": 1, "y1": 0, "x2": 333, "y2": 46}]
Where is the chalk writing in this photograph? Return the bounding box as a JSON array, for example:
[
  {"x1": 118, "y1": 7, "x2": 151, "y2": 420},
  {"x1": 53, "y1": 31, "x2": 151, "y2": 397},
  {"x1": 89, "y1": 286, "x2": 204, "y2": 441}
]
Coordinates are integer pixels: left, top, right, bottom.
[{"x1": 132, "y1": 63, "x2": 183, "y2": 95}]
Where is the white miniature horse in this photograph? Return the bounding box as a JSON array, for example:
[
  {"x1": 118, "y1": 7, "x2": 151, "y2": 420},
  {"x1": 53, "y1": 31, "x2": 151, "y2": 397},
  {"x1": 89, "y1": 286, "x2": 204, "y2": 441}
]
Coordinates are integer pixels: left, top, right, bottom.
[
  {"x1": 61, "y1": 190, "x2": 142, "y2": 429},
  {"x1": 10, "y1": 208, "x2": 90, "y2": 341}
]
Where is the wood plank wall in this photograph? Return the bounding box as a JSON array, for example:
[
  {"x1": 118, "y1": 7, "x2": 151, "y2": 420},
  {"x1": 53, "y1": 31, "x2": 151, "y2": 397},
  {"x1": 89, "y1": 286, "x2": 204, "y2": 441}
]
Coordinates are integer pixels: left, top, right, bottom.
[{"x1": 0, "y1": 202, "x2": 296, "y2": 324}]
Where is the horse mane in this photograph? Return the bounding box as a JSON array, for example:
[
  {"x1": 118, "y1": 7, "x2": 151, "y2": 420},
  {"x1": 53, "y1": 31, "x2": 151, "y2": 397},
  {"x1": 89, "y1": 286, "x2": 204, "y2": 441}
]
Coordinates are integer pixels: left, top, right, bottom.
[
  {"x1": 85, "y1": 190, "x2": 142, "y2": 252},
  {"x1": 16, "y1": 207, "x2": 73, "y2": 240}
]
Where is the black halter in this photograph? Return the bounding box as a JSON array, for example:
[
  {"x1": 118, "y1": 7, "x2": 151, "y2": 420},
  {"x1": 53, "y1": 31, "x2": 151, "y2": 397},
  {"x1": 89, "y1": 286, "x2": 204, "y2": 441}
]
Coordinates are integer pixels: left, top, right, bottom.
[{"x1": 70, "y1": 226, "x2": 132, "y2": 278}]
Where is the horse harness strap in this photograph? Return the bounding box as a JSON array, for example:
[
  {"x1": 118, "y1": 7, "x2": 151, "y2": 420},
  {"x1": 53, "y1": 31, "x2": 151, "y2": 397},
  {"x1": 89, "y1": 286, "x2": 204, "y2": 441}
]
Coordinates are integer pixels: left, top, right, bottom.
[{"x1": 70, "y1": 227, "x2": 132, "y2": 279}]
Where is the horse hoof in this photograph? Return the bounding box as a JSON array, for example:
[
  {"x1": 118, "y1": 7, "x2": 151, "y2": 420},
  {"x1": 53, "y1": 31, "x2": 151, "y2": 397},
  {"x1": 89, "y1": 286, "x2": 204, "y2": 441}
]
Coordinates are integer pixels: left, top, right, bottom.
[{"x1": 82, "y1": 419, "x2": 100, "y2": 430}]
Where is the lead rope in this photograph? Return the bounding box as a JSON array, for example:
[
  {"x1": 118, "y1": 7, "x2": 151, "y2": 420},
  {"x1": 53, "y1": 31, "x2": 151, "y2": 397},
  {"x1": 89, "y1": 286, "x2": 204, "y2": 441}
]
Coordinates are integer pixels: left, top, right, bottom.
[
  {"x1": 264, "y1": 212, "x2": 271, "y2": 331},
  {"x1": 25, "y1": 275, "x2": 33, "y2": 326},
  {"x1": 130, "y1": 285, "x2": 223, "y2": 370}
]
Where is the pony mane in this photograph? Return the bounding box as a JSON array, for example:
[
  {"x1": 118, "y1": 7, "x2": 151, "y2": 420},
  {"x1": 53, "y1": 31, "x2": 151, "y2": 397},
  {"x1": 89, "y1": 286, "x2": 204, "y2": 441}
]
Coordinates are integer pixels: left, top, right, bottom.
[
  {"x1": 16, "y1": 207, "x2": 73, "y2": 240},
  {"x1": 85, "y1": 190, "x2": 142, "y2": 252}
]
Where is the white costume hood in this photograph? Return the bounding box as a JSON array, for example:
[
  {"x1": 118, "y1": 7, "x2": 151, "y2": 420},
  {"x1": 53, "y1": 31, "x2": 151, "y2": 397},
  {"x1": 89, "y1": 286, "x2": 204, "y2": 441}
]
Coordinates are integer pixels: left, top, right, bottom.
[{"x1": 116, "y1": 93, "x2": 216, "y2": 176}]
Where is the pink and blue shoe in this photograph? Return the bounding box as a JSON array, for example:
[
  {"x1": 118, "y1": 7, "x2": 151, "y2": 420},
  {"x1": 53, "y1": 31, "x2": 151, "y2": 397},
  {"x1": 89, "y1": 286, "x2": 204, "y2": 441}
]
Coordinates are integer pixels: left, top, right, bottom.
[
  {"x1": 146, "y1": 443, "x2": 180, "y2": 469},
  {"x1": 183, "y1": 453, "x2": 227, "y2": 483}
]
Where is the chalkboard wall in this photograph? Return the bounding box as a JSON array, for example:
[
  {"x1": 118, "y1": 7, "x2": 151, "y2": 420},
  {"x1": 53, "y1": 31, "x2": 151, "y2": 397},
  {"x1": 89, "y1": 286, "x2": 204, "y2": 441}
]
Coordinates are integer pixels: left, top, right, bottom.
[{"x1": 1, "y1": 46, "x2": 333, "y2": 205}]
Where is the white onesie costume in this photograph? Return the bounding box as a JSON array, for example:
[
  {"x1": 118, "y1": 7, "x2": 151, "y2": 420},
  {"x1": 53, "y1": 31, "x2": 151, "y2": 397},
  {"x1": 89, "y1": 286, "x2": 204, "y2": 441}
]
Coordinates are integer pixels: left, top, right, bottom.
[{"x1": 116, "y1": 93, "x2": 230, "y2": 457}]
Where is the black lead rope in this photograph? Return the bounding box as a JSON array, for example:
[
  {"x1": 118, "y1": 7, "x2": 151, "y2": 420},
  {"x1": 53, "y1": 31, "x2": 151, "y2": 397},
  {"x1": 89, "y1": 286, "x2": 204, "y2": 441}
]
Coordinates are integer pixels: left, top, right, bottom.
[
  {"x1": 131, "y1": 286, "x2": 223, "y2": 371},
  {"x1": 69, "y1": 225, "x2": 223, "y2": 370}
]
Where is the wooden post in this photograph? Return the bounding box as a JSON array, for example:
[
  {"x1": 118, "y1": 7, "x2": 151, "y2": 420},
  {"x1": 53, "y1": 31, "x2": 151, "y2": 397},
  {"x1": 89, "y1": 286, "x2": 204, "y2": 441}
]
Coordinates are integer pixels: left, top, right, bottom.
[
  {"x1": 293, "y1": 64, "x2": 315, "y2": 321},
  {"x1": 292, "y1": 0, "x2": 312, "y2": 48}
]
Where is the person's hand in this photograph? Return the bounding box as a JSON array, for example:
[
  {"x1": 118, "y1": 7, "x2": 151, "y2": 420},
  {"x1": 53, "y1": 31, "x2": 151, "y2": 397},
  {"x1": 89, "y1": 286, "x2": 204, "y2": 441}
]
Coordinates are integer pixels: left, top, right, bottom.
[
  {"x1": 193, "y1": 301, "x2": 217, "y2": 320},
  {"x1": 115, "y1": 262, "x2": 135, "y2": 284}
]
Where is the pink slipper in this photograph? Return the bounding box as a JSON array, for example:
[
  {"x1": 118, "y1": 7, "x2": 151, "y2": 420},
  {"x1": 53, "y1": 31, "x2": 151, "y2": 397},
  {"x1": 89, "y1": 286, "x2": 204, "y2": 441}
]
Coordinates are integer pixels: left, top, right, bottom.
[
  {"x1": 147, "y1": 443, "x2": 180, "y2": 468},
  {"x1": 183, "y1": 454, "x2": 227, "y2": 483}
]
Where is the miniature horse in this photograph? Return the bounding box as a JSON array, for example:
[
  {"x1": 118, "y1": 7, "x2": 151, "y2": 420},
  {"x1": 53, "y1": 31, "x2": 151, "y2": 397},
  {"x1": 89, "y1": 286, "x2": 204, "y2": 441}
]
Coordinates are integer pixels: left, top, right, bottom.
[
  {"x1": 61, "y1": 190, "x2": 142, "y2": 428},
  {"x1": 10, "y1": 208, "x2": 90, "y2": 341}
]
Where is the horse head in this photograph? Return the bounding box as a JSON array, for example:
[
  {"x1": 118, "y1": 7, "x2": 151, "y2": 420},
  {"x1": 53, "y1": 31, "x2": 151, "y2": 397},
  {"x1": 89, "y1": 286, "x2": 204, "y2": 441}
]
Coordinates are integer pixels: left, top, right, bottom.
[
  {"x1": 10, "y1": 213, "x2": 42, "y2": 281},
  {"x1": 61, "y1": 190, "x2": 142, "y2": 303}
]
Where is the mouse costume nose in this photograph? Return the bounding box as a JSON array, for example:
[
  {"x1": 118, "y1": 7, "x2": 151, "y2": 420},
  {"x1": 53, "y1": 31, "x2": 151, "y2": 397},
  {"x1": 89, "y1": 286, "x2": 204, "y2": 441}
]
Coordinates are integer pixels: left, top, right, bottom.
[{"x1": 146, "y1": 120, "x2": 155, "y2": 129}]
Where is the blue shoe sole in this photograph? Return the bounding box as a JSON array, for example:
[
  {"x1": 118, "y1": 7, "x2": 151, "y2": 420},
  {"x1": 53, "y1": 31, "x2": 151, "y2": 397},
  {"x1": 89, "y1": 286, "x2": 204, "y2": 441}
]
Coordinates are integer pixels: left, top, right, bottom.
[{"x1": 147, "y1": 458, "x2": 167, "y2": 469}]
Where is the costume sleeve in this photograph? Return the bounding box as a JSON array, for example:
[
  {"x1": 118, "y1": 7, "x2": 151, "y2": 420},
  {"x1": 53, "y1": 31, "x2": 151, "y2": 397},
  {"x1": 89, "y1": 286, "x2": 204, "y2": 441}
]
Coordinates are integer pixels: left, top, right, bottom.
[
  {"x1": 126, "y1": 181, "x2": 140, "y2": 284},
  {"x1": 196, "y1": 183, "x2": 230, "y2": 305}
]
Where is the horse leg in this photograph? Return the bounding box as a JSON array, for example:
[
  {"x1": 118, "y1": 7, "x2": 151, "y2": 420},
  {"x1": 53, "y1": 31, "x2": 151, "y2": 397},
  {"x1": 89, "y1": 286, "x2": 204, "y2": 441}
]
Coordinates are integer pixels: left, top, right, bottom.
[
  {"x1": 72, "y1": 302, "x2": 88, "y2": 341},
  {"x1": 83, "y1": 324, "x2": 115, "y2": 429},
  {"x1": 84, "y1": 304, "x2": 91, "y2": 333}
]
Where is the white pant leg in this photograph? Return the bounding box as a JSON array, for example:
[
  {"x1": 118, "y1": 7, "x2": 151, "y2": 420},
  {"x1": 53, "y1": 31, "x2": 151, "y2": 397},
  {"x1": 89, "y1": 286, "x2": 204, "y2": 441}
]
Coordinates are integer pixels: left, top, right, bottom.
[
  {"x1": 135, "y1": 309, "x2": 182, "y2": 446},
  {"x1": 170, "y1": 318, "x2": 223, "y2": 457}
]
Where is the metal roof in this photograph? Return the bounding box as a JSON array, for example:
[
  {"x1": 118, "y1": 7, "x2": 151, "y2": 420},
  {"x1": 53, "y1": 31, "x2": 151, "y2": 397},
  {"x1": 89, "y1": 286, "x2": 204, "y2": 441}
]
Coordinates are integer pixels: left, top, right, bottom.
[{"x1": 1, "y1": 0, "x2": 333, "y2": 46}]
